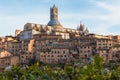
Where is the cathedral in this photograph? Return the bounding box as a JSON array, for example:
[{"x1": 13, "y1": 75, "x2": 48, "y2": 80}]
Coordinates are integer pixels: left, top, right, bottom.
[{"x1": 18, "y1": 5, "x2": 89, "y2": 41}]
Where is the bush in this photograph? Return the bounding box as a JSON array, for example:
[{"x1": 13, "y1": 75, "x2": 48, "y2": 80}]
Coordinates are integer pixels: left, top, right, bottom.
[{"x1": 1, "y1": 55, "x2": 120, "y2": 80}]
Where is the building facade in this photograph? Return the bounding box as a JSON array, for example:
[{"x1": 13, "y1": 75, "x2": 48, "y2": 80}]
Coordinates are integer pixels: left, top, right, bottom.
[{"x1": 1, "y1": 5, "x2": 120, "y2": 69}]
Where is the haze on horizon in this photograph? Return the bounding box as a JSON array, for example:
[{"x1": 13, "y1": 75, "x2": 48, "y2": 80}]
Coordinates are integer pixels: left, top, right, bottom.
[{"x1": 0, "y1": 0, "x2": 120, "y2": 37}]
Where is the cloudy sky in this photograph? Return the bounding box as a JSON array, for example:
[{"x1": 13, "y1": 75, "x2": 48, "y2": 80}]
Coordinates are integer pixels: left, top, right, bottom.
[{"x1": 0, "y1": 0, "x2": 120, "y2": 36}]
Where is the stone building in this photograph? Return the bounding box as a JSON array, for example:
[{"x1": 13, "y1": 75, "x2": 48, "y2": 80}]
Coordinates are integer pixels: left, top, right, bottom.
[
  {"x1": 77, "y1": 34, "x2": 113, "y2": 61},
  {"x1": 20, "y1": 52, "x2": 34, "y2": 67},
  {"x1": 0, "y1": 56, "x2": 19, "y2": 71},
  {"x1": 18, "y1": 5, "x2": 89, "y2": 41}
]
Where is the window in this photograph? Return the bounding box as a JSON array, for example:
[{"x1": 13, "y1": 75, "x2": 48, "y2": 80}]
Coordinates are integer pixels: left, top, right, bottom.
[
  {"x1": 51, "y1": 51, "x2": 53, "y2": 53},
  {"x1": 88, "y1": 50, "x2": 90, "y2": 53},
  {"x1": 51, "y1": 55, "x2": 54, "y2": 57},
  {"x1": 8, "y1": 63, "x2": 10, "y2": 65},
  {"x1": 21, "y1": 56, "x2": 24, "y2": 58}
]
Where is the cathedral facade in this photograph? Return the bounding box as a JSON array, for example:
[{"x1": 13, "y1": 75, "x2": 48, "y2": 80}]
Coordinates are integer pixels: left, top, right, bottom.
[{"x1": 19, "y1": 5, "x2": 89, "y2": 41}]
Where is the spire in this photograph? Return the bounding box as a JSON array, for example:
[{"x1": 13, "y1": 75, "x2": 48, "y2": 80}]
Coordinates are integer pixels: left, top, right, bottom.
[
  {"x1": 53, "y1": 4, "x2": 56, "y2": 8},
  {"x1": 79, "y1": 22, "x2": 85, "y2": 31},
  {"x1": 84, "y1": 28, "x2": 89, "y2": 35},
  {"x1": 85, "y1": 28, "x2": 89, "y2": 33},
  {"x1": 77, "y1": 24, "x2": 79, "y2": 30}
]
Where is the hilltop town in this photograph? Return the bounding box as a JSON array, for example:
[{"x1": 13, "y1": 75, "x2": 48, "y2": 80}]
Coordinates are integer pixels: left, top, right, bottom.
[{"x1": 0, "y1": 5, "x2": 120, "y2": 71}]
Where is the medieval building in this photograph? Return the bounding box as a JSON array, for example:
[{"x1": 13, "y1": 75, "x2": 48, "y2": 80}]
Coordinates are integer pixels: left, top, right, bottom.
[{"x1": 18, "y1": 5, "x2": 89, "y2": 41}]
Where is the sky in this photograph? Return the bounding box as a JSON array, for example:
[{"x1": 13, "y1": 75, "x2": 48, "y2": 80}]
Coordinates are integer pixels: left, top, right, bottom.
[{"x1": 0, "y1": 0, "x2": 120, "y2": 36}]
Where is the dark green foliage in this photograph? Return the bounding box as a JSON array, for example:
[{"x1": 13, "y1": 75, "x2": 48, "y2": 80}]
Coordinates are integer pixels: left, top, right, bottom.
[{"x1": 1, "y1": 55, "x2": 120, "y2": 80}]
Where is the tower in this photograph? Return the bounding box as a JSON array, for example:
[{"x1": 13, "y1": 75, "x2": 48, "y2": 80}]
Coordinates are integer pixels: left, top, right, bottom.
[
  {"x1": 47, "y1": 5, "x2": 61, "y2": 26},
  {"x1": 50, "y1": 4, "x2": 58, "y2": 21}
]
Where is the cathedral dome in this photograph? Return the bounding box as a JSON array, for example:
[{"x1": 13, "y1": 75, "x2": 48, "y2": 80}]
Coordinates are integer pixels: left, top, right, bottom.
[{"x1": 47, "y1": 20, "x2": 61, "y2": 26}]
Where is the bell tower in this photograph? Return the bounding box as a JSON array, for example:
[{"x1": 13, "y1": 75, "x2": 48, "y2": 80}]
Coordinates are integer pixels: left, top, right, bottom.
[
  {"x1": 47, "y1": 4, "x2": 61, "y2": 26},
  {"x1": 50, "y1": 4, "x2": 58, "y2": 21}
]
